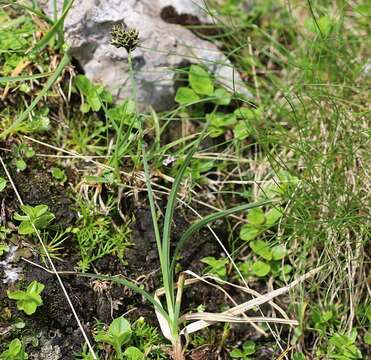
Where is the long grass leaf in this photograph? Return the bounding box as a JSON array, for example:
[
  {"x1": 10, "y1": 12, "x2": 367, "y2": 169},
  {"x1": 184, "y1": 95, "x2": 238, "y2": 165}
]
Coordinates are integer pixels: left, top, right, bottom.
[
  {"x1": 79, "y1": 272, "x2": 170, "y2": 322},
  {"x1": 162, "y1": 130, "x2": 206, "y2": 309},
  {"x1": 0, "y1": 1, "x2": 52, "y2": 23},
  {"x1": 0, "y1": 52, "x2": 70, "y2": 139},
  {"x1": 29, "y1": 0, "x2": 74, "y2": 56},
  {"x1": 170, "y1": 200, "x2": 272, "y2": 274},
  {"x1": 0, "y1": 72, "x2": 53, "y2": 84}
]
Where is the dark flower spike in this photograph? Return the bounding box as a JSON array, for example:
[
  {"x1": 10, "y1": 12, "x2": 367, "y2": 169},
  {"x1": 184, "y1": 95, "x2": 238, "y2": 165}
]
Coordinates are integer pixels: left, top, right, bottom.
[{"x1": 110, "y1": 24, "x2": 140, "y2": 52}]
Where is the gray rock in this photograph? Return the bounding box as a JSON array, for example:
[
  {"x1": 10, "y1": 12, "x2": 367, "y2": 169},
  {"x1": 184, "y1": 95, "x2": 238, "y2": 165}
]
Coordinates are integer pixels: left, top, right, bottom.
[{"x1": 38, "y1": 0, "x2": 251, "y2": 111}]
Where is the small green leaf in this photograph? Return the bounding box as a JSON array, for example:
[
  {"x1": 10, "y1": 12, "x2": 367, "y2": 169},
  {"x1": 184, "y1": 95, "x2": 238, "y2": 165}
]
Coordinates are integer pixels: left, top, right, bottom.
[
  {"x1": 15, "y1": 204, "x2": 55, "y2": 235},
  {"x1": 201, "y1": 257, "x2": 228, "y2": 278},
  {"x1": 211, "y1": 88, "x2": 231, "y2": 105},
  {"x1": 18, "y1": 221, "x2": 34, "y2": 235},
  {"x1": 281, "y1": 264, "x2": 292, "y2": 275},
  {"x1": 0, "y1": 177, "x2": 7, "y2": 192},
  {"x1": 75, "y1": 75, "x2": 102, "y2": 112},
  {"x1": 252, "y1": 261, "x2": 271, "y2": 277},
  {"x1": 22, "y1": 301, "x2": 38, "y2": 315},
  {"x1": 107, "y1": 316, "x2": 132, "y2": 346},
  {"x1": 27, "y1": 280, "x2": 45, "y2": 295},
  {"x1": 207, "y1": 112, "x2": 236, "y2": 128},
  {"x1": 7, "y1": 280, "x2": 44, "y2": 315},
  {"x1": 234, "y1": 107, "x2": 253, "y2": 119},
  {"x1": 124, "y1": 346, "x2": 144, "y2": 360},
  {"x1": 0, "y1": 338, "x2": 28, "y2": 359},
  {"x1": 271, "y1": 245, "x2": 287, "y2": 260},
  {"x1": 25, "y1": 148, "x2": 35, "y2": 158},
  {"x1": 16, "y1": 159, "x2": 27, "y2": 171},
  {"x1": 364, "y1": 332, "x2": 371, "y2": 345},
  {"x1": 265, "y1": 207, "x2": 283, "y2": 227},
  {"x1": 292, "y1": 353, "x2": 305, "y2": 360},
  {"x1": 8, "y1": 338, "x2": 22, "y2": 353},
  {"x1": 247, "y1": 208, "x2": 265, "y2": 225},
  {"x1": 107, "y1": 99, "x2": 136, "y2": 124},
  {"x1": 0, "y1": 243, "x2": 9, "y2": 256},
  {"x1": 189, "y1": 65, "x2": 214, "y2": 96},
  {"x1": 230, "y1": 349, "x2": 245, "y2": 358},
  {"x1": 234, "y1": 121, "x2": 251, "y2": 140},
  {"x1": 175, "y1": 87, "x2": 200, "y2": 105},
  {"x1": 240, "y1": 224, "x2": 260, "y2": 241},
  {"x1": 51, "y1": 167, "x2": 67, "y2": 182},
  {"x1": 80, "y1": 102, "x2": 90, "y2": 113},
  {"x1": 305, "y1": 16, "x2": 333, "y2": 36},
  {"x1": 242, "y1": 341, "x2": 256, "y2": 355},
  {"x1": 250, "y1": 240, "x2": 272, "y2": 260}
]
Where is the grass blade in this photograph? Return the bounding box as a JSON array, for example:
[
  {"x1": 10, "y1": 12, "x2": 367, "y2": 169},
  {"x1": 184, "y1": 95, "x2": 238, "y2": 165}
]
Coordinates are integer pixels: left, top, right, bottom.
[
  {"x1": 0, "y1": 1, "x2": 52, "y2": 23},
  {"x1": 180, "y1": 267, "x2": 323, "y2": 335},
  {"x1": 0, "y1": 52, "x2": 70, "y2": 139},
  {"x1": 29, "y1": 0, "x2": 74, "y2": 56},
  {"x1": 170, "y1": 200, "x2": 273, "y2": 275},
  {"x1": 0, "y1": 72, "x2": 53, "y2": 84},
  {"x1": 79, "y1": 272, "x2": 170, "y2": 322},
  {"x1": 161, "y1": 128, "x2": 208, "y2": 309}
]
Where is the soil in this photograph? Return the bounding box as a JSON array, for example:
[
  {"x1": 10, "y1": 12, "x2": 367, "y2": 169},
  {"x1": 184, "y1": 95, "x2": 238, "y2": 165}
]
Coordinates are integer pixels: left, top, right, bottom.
[{"x1": 0, "y1": 146, "x2": 286, "y2": 359}]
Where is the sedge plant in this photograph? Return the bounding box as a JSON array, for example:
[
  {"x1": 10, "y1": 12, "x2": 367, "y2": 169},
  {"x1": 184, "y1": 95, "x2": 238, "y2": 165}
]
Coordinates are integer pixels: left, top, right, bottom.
[
  {"x1": 82, "y1": 138, "x2": 271, "y2": 359},
  {"x1": 79, "y1": 24, "x2": 272, "y2": 359}
]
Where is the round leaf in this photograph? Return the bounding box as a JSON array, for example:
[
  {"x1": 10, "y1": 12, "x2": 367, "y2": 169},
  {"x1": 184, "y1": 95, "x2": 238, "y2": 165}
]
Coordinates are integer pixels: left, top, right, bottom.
[
  {"x1": 124, "y1": 346, "x2": 144, "y2": 360},
  {"x1": 189, "y1": 65, "x2": 214, "y2": 96},
  {"x1": 175, "y1": 87, "x2": 200, "y2": 105},
  {"x1": 252, "y1": 261, "x2": 271, "y2": 277},
  {"x1": 240, "y1": 224, "x2": 260, "y2": 241},
  {"x1": 212, "y1": 88, "x2": 231, "y2": 105},
  {"x1": 265, "y1": 207, "x2": 283, "y2": 227},
  {"x1": 250, "y1": 240, "x2": 272, "y2": 260},
  {"x1": 271, "y1": 245, "x2": 287, "y2": 260},
  {"x1": 108, "y1": 316, "x2": 132, "y2": 346},
  {"x1": 242, "y1": 340, "x2": 256, "y2": 355},
  {"x1": 234, "y1": 121, "x2": 251, "y2": 140},
  {"x1": 247, "y1": 208, "x2": 265, "y2": 225}
]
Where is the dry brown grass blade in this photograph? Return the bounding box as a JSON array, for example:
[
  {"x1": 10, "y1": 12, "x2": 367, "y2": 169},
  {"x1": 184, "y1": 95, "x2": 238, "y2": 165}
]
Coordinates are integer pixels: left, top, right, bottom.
[
  {"x1": 182, "y1": 313, "x2": 298, "y2": 326},
  {"x1": 154, "y1": 292, "x2": 173, "y2": 342},
  {"x1": 180, "y1": 266, "x2": 323, "y2": 335},
  {"x1": 1, "y1": 59, "x2": 31, "y2": 100},
  {"x1": 181, "y1": 271, "x2": 268, "y2": 336},
  {"x1": 185, "y1": 270, "x2": 290, "y2": 321}
]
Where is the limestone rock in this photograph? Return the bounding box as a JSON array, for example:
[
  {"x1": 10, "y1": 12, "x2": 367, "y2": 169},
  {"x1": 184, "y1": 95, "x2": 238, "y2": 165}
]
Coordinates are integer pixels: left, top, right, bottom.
[{"x1": 38, "y1": 0, "x2": 251, "y2": 110}]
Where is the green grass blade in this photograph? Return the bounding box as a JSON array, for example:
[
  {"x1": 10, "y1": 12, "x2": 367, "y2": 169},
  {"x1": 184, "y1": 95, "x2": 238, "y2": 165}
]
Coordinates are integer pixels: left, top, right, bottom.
[
  {"x1": 29, "y1": 0, "x2": 74, "y2": 56},
  {"x1": 79, "y1": 272, "x2": 170, "y2": 322},
  {"x1": 170, "y1": 200, "x2": 273, "y2": 275},
  {"x1": 0, "y1": 52, "x2": 70, "y2": 139},
  {"x1": 0, "y1": 1, "x2": 52, "y2": 23},
  {"x1": 0, "y1": 72, "x2": 53, "y2": 84},
  {"x1": 161, "y1": 129, "x2": 206, "y2": 310},
  {"x1": 142, "y1": 148, "x2": 163, "y2": 264}
]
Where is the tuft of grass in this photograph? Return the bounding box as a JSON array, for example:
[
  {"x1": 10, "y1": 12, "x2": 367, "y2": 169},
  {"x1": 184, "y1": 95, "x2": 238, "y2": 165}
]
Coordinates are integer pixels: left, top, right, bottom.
[
  {"x1": 209, "y1": 0, "x2": 370, "y2": 357},
  {"x1": 0, "y1": 1, "x2": 369, "y2": 359}
]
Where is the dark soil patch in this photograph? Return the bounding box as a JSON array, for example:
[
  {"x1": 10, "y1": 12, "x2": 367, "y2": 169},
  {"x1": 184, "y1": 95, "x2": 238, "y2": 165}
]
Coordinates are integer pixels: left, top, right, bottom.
[
  {"x1": 160, "y1": 6, "x2": 220, "y2": 37},
  {"x1": 0, "y1": 154, "x2": 289, "y2": 359}
]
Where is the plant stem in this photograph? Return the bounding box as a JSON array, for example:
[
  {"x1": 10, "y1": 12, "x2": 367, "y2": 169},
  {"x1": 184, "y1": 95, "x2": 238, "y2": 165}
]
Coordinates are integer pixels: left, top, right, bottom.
[{"x1": 173, "y1": 337, "x2": 185, "y2": 360}]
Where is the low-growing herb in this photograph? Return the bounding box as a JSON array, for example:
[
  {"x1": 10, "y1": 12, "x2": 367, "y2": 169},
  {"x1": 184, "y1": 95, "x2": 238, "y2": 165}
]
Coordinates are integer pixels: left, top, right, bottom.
[
  {"x1": 14, "y1": 204, "x2": 55, "y2": 235},
  {"x1": 7, "y1": 280, "x2": 44, "y2": 315}
]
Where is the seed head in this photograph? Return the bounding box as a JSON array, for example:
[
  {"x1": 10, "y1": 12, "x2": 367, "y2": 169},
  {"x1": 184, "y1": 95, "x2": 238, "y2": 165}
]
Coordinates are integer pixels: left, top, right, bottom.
[{"x1": 110, "y1": 24, "x2": 139, "y2": 52}]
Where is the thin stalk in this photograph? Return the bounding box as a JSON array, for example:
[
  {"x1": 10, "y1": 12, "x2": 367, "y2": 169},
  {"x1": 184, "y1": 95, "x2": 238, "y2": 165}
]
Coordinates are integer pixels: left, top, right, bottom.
[{"x1": 128, "y1": 48, "x2": 176, "y2": 334}]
